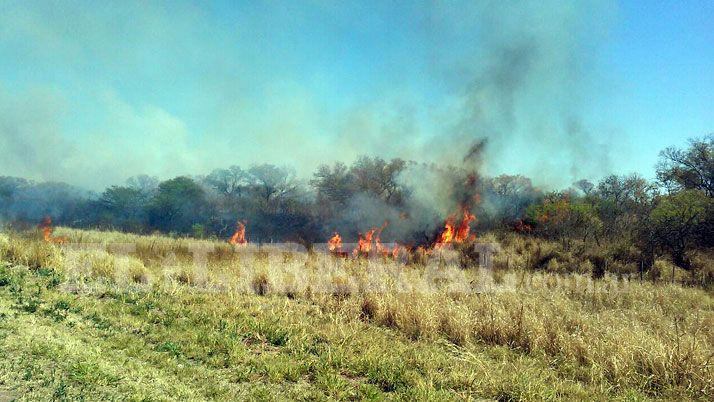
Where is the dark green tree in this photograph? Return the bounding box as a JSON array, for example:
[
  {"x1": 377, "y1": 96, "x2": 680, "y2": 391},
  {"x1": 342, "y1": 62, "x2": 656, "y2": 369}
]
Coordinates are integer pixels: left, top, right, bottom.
[
  {"x1": 649, "y1": 189, "x2": 712, "y2": 269},
  {"x1": 147, "y1": 177, "x2": 211, "y2": 234}
]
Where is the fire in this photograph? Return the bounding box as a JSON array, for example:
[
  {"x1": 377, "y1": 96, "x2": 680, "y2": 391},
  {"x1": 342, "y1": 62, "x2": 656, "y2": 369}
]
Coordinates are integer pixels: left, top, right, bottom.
[
  {"x1": 353, "y1": 228, "x2": 377, "y2": 256},
  {"x1": 39, "y1": 216, "x2": 67, "y2": 244},
  {"x1": 374, "y1": 221, "x2": 390, "y2": 256},
  {"x1": 328, "y1": 232, "x2": 350, "y2": 257},
  {"x1": 455, "y1": 209, "x2": 476, "y2": 242},
  {"x1": 328, "y1": 232, "x2": 342, "y2": 252},
  {"x1": 228, "y1": 220, "x2": 247, "y2": 246},
  {"x1": 391, "y1": 243, "x2": 401, "y2": 259},
  {"x1": 330, "y1": 221, "x2": 403, "y2": 259},
  {"x1": 326, "y1": 204, "x2": 478, "y2": 259},
  {"x1": 436, "y1": 207, "x2": 477, "y2": 247},
  {"x1": 515, "y1": 220, "x2": 532, "y2": 233},
  {"x1": 436, "y1": 218, "x2": 455, "y2": 246}
]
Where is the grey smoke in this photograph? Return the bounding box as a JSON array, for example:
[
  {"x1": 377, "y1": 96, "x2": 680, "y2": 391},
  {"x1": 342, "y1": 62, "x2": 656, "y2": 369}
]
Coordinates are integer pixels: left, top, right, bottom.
[
  {"x1": 0, "y1": 1, "x2": 617, "y2": 190},
  {"x1": 433, "y1": 0, "x2": 616, "y2": 188}
]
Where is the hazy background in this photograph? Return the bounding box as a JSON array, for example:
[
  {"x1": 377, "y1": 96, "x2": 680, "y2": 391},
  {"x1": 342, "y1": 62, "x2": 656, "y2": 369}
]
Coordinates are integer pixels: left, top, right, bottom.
[{"x1": 0, "y1": 0, "x2": 712, "y2": 190}]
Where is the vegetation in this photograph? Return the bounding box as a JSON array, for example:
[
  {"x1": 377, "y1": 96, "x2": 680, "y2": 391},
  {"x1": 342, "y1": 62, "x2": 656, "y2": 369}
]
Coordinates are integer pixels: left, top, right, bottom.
[
  {"x1": 0, "y1": 135, "x2": 712, "y2": 399},
  {"x1": 0, "y1": 228, "x2": 712, "y2": 400},
  {"x1": 1, "y1": 136, "x2": 712, "y2": 284}
]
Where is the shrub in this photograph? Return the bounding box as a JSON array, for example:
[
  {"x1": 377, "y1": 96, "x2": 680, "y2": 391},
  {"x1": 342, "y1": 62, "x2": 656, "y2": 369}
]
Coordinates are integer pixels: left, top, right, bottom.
[
  {"x1": 360, "y1": 296, "x2": 379, "y2": 320},
  {"x1": 331, "y1": 276, "x2": 353, "y2": 300},
  {"x1": 252, "y1": 272, "x2": 270, "y2": 296}
]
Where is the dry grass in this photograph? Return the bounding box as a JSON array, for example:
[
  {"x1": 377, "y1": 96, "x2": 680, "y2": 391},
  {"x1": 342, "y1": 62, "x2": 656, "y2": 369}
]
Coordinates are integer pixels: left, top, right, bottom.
[{"x1": 1, "y1": 227, "x2": 712, "y2": 400}]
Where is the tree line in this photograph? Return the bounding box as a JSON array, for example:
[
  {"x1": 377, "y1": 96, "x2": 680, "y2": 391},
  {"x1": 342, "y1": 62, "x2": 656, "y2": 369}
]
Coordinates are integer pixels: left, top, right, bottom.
[{"x1": 1, "y1": 135, "x2": 712, "y2": 271}]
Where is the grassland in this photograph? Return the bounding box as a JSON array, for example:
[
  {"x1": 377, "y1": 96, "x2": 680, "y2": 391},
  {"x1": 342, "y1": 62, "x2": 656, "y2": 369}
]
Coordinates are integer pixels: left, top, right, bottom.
[{"x1": 0, "y1": 228, "x2": 712, "y2": 400}]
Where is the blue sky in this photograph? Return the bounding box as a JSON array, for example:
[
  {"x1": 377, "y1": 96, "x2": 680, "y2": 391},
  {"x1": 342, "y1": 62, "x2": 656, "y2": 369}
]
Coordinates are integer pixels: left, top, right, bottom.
[{"x1": 0, "y1": 0, "x2": 711, "y2": 189}]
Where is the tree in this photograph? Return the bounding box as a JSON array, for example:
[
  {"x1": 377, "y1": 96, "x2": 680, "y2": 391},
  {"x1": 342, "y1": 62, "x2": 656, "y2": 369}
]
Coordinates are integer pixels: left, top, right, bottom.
[
  {"x1": 349, "y1": 156, "x2": 406, "y2": 205},
  {"x1": 649, "y1": 189, "x2": 712, "y2": 269},
  {"x1": 98, "y1": 185, "x2": 148, "y2": 231},
  {"x1": 595, "y1": 174, "x2": 657, "y2": 240},
  {"x1": 126, "y1": 175, "x2": 159, "y2": 196},
  {"x1": 204, "y1": 166, "x2": 249, "y2": 198},
  {"x1": 574, "y1": 179, "x2": 595, "y2": 196},
  {"x1": 488, "y1": 174, "x2": 540, "y2": 225},
  {"x1": 525, "y1": 193, "x2": 601, "y2": 247},
  {"x1": 247, "y1": 164, "x2": 298, "y2": 209},
  {"x1": 309, "y1": 162, "x2": 355, "y2": 205},
  {"x1": 656, "y1": 134, "x2": 714, "y2": 196},
  {"x1": 147, "y1": 177, "x2": 210, "y2": 234}
]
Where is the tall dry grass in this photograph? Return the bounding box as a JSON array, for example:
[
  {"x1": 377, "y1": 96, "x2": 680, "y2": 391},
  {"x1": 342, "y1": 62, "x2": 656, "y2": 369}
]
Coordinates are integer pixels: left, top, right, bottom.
[{"x1": 2, "y1": 227, "x2": 712, "y2": 398}]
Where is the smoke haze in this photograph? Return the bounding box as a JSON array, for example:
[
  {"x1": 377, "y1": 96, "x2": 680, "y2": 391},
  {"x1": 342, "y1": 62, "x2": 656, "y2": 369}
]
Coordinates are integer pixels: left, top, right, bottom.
[{"x1": 1, "y1": 1, "x2": 624, "y2": 190}]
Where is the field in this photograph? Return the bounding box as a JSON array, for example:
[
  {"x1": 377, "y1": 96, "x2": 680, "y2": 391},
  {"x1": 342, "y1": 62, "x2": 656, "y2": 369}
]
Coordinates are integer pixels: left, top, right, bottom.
[{"x1": 0, "y1": 228, "x2": 712, "y2": 401}]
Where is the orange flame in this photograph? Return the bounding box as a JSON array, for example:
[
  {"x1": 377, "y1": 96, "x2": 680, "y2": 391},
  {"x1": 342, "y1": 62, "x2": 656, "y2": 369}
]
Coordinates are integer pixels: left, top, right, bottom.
[
  {"x1": 455, "y1": 209, "x2": 476, "y2": 242},
  {"x1": 374, "y1": 221, "x2": 390, "y2": 256},
  {"x1": 327, "y1": 232, "x2": 350, "y2": 257},
  {"x1": 515, "y1": 220, "x2": 532, "y2": 233},
  {"x1": 391, "y1": 243, "x2": 401, "y2": 259},
  {"x1": 39, "y1": 216, "x2": 67, "y2": 244},
  {"x1": 436, "y1": 217, "x2": 455, "y2": 247},
  {"x1": 436, "y1": 206, "x2": 477, "y2": 247},
  {"x1": 328, "y1": 232, "x2": 342, "y2": 252},
  {"x1": 353, "y1": 228, "x2": 377, "y2": 256},
  {"x1": 325, "y1": 202, "x2": 478, "y2": 259},
  {"x1": 228, "y1": 220, "x2": 247, "y2": 246}
]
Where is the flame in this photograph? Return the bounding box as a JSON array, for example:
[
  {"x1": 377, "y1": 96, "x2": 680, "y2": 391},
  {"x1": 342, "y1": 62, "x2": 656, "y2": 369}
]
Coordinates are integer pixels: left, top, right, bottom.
[
  {"x1": 329, "y1": 221, "x2": 403, "y2": 259},
  {"x1": 228, "y1": 220, "x2": 247, "y2": 246},
  {"x1": 455, "y1": 209, "x2": 476, "y2": 242},
  {"x1": 39, "y1": 216, "x2": 67, "y2": 244},
  {"x1": 435, "y1": 217, "x2": 455, "y2": 247},
  {"x1": 391, "y1": 243, "x2": 401, "y2": 259},
  {"x1": 328, "y1": 232, "x2": 342, "y2": 252},
  {"x1": 353, "y1": 228, "x2": 377, "y2": 256},
  {"x1": 374, "y1": 221, "x2": 390, "y2": 256},
  {"x1": 325, "y1": 203, "x2": 478, "y2": 259},
  {"x1": 515, "y1": 220, "x2": 532, "y2": 233},
  {"x1": 41, "y1": 216, "x2": 52, "y2": 242},
  {"x1": 436, "y1": 206, "x2": 477, "y2": 247}
]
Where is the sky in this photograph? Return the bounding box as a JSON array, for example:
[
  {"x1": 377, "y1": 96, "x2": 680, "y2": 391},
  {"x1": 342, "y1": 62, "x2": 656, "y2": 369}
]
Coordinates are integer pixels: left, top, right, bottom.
[{"x1": 0, "y1": 0, "x2": 711, "y2": 190}]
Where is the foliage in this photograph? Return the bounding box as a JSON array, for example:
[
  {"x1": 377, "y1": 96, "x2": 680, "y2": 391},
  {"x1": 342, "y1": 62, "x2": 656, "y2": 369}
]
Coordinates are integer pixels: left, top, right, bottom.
[
  {"x1": 525, "y1": 193, "x2": 601, "y2": 246},
  {"x1": 0, "y1": 136, "x2": 711, "y2": 272},
  {"x1": 147, "y1": 176, "x2": 211, "y2": 234},
  {"x1": 656, "y1": 134, "x2": 714, "y2": 196},
  {"x1": 648, "y1": 189, "x2": 713, "y2": 268}
]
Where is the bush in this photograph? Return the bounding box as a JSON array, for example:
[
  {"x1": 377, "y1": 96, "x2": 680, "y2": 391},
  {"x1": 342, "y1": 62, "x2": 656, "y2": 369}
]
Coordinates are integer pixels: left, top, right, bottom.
[{"x1": 252, "y1": 272, "x2": 270, "y2": 296}]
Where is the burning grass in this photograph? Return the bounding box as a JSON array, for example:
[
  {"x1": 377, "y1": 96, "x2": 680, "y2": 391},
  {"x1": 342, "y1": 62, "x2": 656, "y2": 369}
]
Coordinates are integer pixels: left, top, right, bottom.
[{"x1": 0, "y1": 228, "x2": 712, "y2": 400}]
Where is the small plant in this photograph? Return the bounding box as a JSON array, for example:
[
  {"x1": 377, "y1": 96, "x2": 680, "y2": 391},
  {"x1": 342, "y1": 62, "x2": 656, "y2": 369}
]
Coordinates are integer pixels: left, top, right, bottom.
[
  {"x1": 331, "y1": 276, "x2": 352, "y2": 300},
  {"x1": 360, "y1": 296, "x2": 378, "y2": 321},
  {"x1": 252, "y1": 272, "x2": 270, "y2": 296},
  {"x1": 156, "y1": 341, "x2": 182, "y2": 358}
]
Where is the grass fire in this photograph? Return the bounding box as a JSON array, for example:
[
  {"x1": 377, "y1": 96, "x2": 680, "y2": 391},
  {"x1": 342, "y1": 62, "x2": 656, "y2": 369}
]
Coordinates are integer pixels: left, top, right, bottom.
[{"x1": 0, "y1": 1, "x2": 712, "y2": 401}]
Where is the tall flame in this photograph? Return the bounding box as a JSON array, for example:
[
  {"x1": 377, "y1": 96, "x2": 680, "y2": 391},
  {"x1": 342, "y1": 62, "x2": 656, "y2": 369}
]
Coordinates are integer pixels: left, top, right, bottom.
[
  {"x1": 436, "y1": 207, "x2": 476, "y2": 247},
  {"x1": 229, "y1": 220, "x2": 247, "y2": 246},
  {"x1": 455, "y1": 209, "x2": 476, "y2": 242},
  {"x1": 353, "y1": 228, "x2": 376, "y2": 256},
  {"x1": 328, "y1": 232, "x2": 342, "y2": 252},
  {"x1": 374, "y1": 221, "x2": 389, "y2": 256},
  {"x1": 39, "y1": 216, "x2": 67, "y2": 244},
  {"x1": 436, "y1": 217, "x2": 455, "y2": 247}
]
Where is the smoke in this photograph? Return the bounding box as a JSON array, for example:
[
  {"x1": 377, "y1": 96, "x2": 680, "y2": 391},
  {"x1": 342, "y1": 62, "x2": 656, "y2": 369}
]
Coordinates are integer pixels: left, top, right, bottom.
[
  {"x1": 0, "y1": 1, "x2": 617, "y2": 190},
  {"x1": 428, "y1": 0, "x2": 616, "y2": 187},
  {"x1": 0, "y1": 87, "x2": 74, "y2": 183}
]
